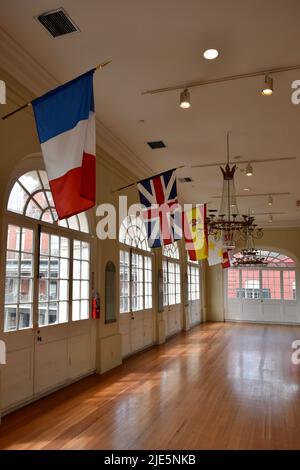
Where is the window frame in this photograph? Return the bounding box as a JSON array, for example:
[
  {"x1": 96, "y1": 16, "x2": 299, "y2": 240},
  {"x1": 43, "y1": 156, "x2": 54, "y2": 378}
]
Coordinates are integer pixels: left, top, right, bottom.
[
  {"x1": 162, "y1": 242, "x2": 181, "y2": 307},
  {"x1": 188, "y1": 261, "x2": 201, "y2": 302},
  {"x1": 227, "y1": 261, "x2": 297, "y2": 302},
  {"x1": 2, "y1": 169, "x2": 93, "y2": 333},
  {"x1": 119, "y1": 244, "x2": 153, "y2": 314}
]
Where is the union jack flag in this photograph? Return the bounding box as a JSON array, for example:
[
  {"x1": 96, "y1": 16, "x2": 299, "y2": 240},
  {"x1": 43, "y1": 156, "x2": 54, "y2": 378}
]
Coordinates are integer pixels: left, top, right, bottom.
[{"x1": 137, "y1": 169, "x2": 182, "y2": 248}]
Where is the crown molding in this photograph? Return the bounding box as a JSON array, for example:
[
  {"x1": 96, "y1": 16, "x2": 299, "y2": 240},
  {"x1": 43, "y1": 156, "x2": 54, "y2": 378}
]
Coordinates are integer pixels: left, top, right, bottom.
[{"x1": 0, "y1": 26, "x2": 153, "y2": 182}]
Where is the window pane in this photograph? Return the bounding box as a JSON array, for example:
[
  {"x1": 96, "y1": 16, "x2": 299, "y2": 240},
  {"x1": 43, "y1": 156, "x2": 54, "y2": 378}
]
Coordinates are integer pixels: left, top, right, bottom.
[
  {"x1": 5, "y1": 278, "x2": 19, "y2": 303},
  {"x1": 283, "y1": 271, "x2": 296, "y2": 300},
  {"x1": 39, "y1": 279, "x2": 48, "y2": 301},
  {"x1": 19, "y1": 305, "x2": 32, "y2": 329},
  {"x1": 262, "y1": 270, "x2": 281, "y2": 300},
  {"x1": 20, "y1": 278, "x2": 32, "y2": 302},
  {"x1": 6, "y1": 251, "x2": 19, "y2": 277},
  {"x1": 60, "y1": 258, "x2": 69, "y2": 279},
  {"x1": 81, "y1": 261, "x2": 89, "y2": 280},
  {"x1": 40, "y1": 233, "x2": 49, "y2": 255},
  {"x1": 59, "y1": 301, "x2": 68, "y2": 323},
  {"x1": 50, "y1": 235, "x2": 60, "y2": 256},
  {"x1": 7, "y1": 225, "x2": 21, "y2": 251},
  {"x1": 81, "y1": 300, "x2": 89, "y2": 320},
  {"x1": 26, "y1": 199, "x2": 42, "y2": 219},
  {"x1": 38, "y1": 234, "x2": 73, "y2": 327},
  {"x1": 7, "y1": 183, "x2": 28, "y2": 214},
  {"x1": 73, "y1": 280, "x2": 80, "y2": 300},
  {"x1": 19, "y1": 171, "x2": 41, "y2": 193},
  {"x1": 72, "y1": 240, "x2": 90, "y2": 320},
  {"x1": 60, "y1": 238, "x2": 69, "y2": 258},
  {"x1": 21, "y1": 228, "x2": 33, "y2": 253},
  {"x1": 59, "y1": 280, "x2": 68, "y2": 301},
  {"x1": 81, "y1": 281, "x2": 89, "y2": 299},
  {"x1": 73, "y1": 260, "x2": 81, "y2": 279},
  {"x1": 72, "y1": 300, "x2": 80, "y2": 321},
  {"x1": 5, "y1": 306, "x2": 17, "y2": 331}
]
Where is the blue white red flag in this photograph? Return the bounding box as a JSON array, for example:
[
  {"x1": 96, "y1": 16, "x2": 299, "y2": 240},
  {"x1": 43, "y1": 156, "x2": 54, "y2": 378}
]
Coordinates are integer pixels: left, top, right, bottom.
[
  {"x1": 137, "y1": 169, "x2": 181, "y2": 247},
  {"x1": 32, "y1": 70, "x2": 96, "y2": 219}
]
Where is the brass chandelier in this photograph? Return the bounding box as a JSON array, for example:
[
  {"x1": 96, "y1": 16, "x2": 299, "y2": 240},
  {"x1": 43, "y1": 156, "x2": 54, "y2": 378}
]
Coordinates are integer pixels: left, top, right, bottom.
[
  {"x1": 232, "y1": 229, "x2": 267, "y2": 267},
  {"x1": 206, "y1": 133, "x2": 263, "y2": 249}
]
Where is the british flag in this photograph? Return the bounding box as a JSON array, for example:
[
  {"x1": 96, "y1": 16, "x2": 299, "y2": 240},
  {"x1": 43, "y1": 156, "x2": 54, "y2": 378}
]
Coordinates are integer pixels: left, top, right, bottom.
[{"x1": 137, "y1": 169, "x2": 182, "y2": 248}]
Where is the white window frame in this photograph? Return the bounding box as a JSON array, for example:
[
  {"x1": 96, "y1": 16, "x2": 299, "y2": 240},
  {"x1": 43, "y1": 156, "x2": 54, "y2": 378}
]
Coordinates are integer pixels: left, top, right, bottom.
[
  {"x1": 163, "y1": 242, "x2": 181, "y2": 306},
  {"x1": 227, "y1": 251, "x2": 297, "y2": 302},
  {"x1": 188, "y1": 261, "x2": 201, "y2": 302},
  {"x1": 2, "y1": 169, "x2": 93, "y2": 333},
  {"x1": 119, "y1": 216, "x2": 153, "y2": 314}
]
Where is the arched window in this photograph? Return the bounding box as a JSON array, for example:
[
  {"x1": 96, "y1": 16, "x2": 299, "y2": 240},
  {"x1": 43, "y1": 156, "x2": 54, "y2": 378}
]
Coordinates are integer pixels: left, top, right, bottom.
[
  {"x1": 227, "y1": 250, "x2": 297, "y2": 301},
  {"x1": 119, "y1": 214, "x2": 150, "y2": 251},
  {"x1": 4, "y1": 170, "x2": 92, "y2": 332},
  {"x1": 119, "y1": 216, "x2": 152, "y2": 313},
  {"x1": 187, "y1": 254, "x2": 201, "y2": 302},
  {"x1": 7, "y1": 170, "x2": 89, "y2": 232},
  {"x1": 162, "y1": 242, "x2": 181, "y2": 306}
]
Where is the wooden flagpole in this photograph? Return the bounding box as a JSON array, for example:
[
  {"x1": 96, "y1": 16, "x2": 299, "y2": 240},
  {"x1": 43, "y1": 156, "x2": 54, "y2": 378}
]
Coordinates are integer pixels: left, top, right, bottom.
[
  {"x1": 112, "y1": 165, "x2": 186, "y2": 193},
  {"x1": 1, "y1": 60, "x2": 112, "y2": 121}
]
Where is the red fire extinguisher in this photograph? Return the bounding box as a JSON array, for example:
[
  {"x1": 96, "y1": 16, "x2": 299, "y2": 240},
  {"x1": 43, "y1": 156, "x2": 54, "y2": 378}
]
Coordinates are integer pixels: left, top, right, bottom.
[{"x1": 92, "y1": 291, "x2": 100, "y2": 319}]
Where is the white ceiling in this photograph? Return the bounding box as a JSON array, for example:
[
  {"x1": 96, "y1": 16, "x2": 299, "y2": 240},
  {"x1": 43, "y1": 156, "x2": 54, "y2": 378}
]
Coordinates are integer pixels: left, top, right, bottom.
[{"x1": 1, "y1": 0, "x2": 300, "y2": 227}]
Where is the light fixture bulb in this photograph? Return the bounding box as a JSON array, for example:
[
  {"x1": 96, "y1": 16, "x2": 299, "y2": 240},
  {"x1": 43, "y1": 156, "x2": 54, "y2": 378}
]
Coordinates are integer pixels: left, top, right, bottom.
[
  {"x1": 268, "y1": 195, "x2": 273, "y2": 206},
  {"x1": 180, "y1": 88, "x2": 191, "y2": 109},
  {"x1": 268, "y1": 214, "x2": 273, "y2": 223},
  {"x1": 203, "y1": 49, "x2": 219, "y2": 60},
  {"x1": 262, "y1": 75, "x2": 273, "y2": 96},
  {"x1": 245, "y1": 163, "x2": 253, "y2": 176}
]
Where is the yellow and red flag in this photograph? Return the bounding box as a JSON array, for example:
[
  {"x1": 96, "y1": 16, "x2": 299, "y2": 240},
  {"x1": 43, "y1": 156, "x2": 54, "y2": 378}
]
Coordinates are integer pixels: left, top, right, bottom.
[{"x1": 183, "y1": 204, "x2": 208, "y2": 261}]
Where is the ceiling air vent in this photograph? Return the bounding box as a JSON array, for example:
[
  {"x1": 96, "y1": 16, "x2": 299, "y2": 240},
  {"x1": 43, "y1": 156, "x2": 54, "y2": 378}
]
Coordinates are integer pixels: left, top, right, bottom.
[
  {"x1": 178, "y1": 177, "x2": 193, "y2": 183},
  {"x1": 36, "y1": 8, "x2": 80, "y2": 38},
  {"x1": 147, "y1": 140, "x2": 166, "y2": 149}
]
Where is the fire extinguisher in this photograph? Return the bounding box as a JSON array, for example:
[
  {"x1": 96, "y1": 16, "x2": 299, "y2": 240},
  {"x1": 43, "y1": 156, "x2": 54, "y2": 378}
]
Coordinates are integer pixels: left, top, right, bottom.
[{"x1": 92, "y1": 291, "x2": 100, "y2": 319}]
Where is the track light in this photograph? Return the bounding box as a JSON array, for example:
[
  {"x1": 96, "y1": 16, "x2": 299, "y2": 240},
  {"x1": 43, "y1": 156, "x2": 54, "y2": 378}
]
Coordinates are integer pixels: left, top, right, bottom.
[
  {"x1": 262, "y1": 75, "x2": 273, "y2": 96},
  {"x1": 268, "y1": 214, "x2": 273, "y2": 223},
  {"x1": 180, "y1": 88, "x2": 191, "y2": 109},
  {"x1": 245, "y1": 163, "x2": 253, "y2": 176},
  {"x1": 268, "y1": 195, "x2": 273, "y2": 206}
]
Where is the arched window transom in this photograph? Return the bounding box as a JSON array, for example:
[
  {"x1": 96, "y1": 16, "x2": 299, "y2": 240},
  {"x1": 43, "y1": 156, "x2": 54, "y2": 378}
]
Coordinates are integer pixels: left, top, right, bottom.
[
  {"x1": 7, "y1": 170, "x2": 89, "y2": 233},
  {"x1": 163, "y1": 242, "x2": 179, "y2": 259},
  {"x1": 119, "y1": 215, "x2": 150, "y2": 251}
]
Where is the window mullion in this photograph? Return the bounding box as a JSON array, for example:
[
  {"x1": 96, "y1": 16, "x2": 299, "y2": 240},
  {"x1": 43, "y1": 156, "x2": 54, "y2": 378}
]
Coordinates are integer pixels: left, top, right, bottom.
[
  {"x1": 32, "y1": 225, "x2": 41, "y2": 330},
  {"x1": 69, "y1": 237, "x2": 74, "y2": 323}
]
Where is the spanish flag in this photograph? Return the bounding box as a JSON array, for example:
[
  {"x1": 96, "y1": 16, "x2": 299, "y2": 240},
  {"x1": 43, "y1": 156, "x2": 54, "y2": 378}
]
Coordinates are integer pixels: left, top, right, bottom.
[{"x1": 183, "y1": 204, "x2": 208, "y2": 261}]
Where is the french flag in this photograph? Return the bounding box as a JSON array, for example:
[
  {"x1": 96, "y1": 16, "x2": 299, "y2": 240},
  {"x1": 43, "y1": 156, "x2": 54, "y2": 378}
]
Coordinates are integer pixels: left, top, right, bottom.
[{"x1": 32, "y1": 69, "x2": 96, "y2": 220}]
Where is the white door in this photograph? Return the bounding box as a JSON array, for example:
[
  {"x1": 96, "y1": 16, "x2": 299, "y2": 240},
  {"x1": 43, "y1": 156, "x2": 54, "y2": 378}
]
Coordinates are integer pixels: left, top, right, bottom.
[
  {"x1": 165, "y1": 304, "x2": 182, "y2": 337},
  {"x1": 119, "y1": 248, "x2": 155, "y2": 358},
  {"x1": 34, "y1": 228, "x2": 96, "y2": 396},
  {"x1": 189, "y1": 299, "x2": 202, "y2": 326},
  {"x1": 1, "y1": 221, "x2": 96, "y2": 413}
]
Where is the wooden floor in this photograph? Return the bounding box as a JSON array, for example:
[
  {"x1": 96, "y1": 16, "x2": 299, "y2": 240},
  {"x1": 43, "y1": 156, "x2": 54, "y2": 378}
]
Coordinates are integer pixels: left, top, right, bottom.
[{"x1": 1, "y1": 322, "x2": 300, "y2": 450}]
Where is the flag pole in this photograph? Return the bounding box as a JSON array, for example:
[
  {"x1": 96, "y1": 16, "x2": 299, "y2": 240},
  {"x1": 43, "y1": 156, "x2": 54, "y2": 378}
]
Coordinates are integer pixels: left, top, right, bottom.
[
  {"x1": 112, "y1": 165, "x2": 186, "y2": 193},
  {"x1": 1, "y1": 60, "x2": 112, "y2": 121}
]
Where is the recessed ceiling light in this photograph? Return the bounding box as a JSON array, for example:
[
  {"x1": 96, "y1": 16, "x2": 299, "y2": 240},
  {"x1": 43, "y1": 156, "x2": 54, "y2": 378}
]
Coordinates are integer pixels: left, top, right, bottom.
[
  {"x1": 203, "y1": 49, "x2": 219, "y2": 60},
  {"x1": 243, "y1": 188, "x2": 250, "y2": 191}
]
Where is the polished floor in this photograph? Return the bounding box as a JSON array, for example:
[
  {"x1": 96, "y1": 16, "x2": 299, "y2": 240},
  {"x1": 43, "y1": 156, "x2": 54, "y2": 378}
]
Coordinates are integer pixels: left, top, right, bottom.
[{"x1": 1, "y1": 322, "x2": 300, "y2": 449}]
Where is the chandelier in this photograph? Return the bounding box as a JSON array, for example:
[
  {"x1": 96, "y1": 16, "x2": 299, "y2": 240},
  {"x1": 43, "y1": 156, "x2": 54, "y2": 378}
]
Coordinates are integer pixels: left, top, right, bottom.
[
  {"x1": 232, "y1": 229, "x2": 268, "y2": 267},
  {"x1": 206, "y1": 133, "x2": 263, "y2": 249}
]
